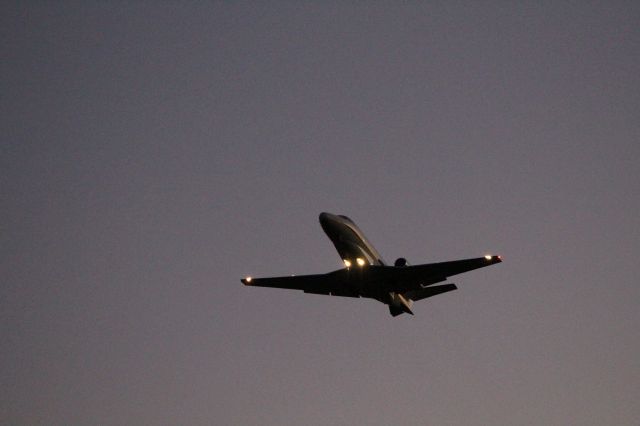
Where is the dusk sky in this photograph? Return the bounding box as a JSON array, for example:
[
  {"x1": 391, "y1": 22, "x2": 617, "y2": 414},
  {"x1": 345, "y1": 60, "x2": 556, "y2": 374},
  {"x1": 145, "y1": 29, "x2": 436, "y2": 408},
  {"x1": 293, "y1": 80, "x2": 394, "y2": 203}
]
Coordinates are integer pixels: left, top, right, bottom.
[{"x1": 2, "y1": 2, "x2": 639, "y2": 425}]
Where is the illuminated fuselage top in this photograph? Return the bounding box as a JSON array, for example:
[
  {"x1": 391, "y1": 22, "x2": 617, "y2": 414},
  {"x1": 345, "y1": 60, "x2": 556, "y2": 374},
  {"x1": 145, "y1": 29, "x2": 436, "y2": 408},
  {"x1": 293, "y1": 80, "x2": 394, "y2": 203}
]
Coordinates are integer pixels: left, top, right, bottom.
[{"x1": 319, "y1": 212, "x2": 386, "y2": 267}]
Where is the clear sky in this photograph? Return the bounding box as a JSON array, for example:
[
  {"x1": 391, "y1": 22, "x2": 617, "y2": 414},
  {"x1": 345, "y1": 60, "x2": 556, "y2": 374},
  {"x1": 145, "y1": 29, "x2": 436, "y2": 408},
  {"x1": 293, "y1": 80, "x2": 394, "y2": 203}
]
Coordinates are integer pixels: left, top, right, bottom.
[{"x1": 2, "y1": 2, "x2": 639, "y2": 425}]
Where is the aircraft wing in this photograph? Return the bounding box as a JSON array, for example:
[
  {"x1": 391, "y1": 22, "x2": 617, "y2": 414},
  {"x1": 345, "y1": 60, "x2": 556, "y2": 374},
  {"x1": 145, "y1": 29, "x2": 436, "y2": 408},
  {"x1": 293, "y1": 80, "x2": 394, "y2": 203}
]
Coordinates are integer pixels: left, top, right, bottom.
[
  {"x1": 375, "y1": 256, "x2": 502, "y2": 292},
  {"x1": 241, "y1": 270, "x2": 359, "y2": 298}
]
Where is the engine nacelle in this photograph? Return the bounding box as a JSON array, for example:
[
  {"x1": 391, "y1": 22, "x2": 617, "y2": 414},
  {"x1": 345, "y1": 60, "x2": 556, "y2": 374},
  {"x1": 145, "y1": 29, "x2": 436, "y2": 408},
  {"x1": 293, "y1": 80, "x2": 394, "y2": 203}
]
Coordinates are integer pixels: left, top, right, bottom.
[{"x1": 394, "y1": 257, "x2": 408, "y2": 267}]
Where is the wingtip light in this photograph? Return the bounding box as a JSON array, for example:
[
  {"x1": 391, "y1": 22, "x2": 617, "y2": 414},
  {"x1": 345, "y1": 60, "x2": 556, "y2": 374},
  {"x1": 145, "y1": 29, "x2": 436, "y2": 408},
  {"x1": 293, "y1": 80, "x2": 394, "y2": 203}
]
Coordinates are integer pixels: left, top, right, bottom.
[{"x1": 484, "y1": 254, "x2": 502, "y2": 261}]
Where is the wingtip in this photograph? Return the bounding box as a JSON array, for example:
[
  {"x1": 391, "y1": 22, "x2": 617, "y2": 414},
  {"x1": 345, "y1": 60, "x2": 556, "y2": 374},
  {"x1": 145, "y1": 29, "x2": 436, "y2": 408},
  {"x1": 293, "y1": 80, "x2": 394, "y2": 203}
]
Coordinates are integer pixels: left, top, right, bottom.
[{"x1": 484, "y1": 254, "x2": 503, "y2": 263}]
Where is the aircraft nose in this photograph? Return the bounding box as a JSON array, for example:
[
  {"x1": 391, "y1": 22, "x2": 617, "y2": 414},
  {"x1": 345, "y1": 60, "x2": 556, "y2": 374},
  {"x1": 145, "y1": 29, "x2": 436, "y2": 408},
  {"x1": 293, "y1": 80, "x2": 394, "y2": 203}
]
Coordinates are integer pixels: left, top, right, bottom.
[
  {"x1": 319, "y1": 212, "x2": 339, "y2": 232},
  {"x1": 319, "y1": 212, "x2": 336, "y2": 224}
]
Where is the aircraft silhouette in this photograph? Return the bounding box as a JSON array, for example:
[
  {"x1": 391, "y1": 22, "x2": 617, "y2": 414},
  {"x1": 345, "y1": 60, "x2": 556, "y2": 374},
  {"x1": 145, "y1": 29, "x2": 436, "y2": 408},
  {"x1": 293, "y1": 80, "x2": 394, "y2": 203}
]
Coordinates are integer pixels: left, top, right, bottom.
[{"x1": 242, "y1": 212, "x2": 502, "y2": 316}]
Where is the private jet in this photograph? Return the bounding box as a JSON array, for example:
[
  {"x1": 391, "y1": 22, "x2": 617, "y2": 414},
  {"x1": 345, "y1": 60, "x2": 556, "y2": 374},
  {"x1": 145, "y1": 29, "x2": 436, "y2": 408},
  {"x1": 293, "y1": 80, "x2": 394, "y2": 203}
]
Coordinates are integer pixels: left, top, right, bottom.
[{"x1": 242, "y1": 212, "x2": 502, "y2": 316}]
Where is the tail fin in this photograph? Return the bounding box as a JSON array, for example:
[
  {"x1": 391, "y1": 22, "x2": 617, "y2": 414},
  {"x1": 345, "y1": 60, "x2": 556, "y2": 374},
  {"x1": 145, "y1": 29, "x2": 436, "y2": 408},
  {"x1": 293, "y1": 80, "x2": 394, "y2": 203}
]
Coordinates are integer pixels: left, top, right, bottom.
[
  {"x1": 388, "y1": 292, "x2": 414, "y2": 316},
  {"x1": 389, "y1": 305, "x2": 406, "y2": 317}
]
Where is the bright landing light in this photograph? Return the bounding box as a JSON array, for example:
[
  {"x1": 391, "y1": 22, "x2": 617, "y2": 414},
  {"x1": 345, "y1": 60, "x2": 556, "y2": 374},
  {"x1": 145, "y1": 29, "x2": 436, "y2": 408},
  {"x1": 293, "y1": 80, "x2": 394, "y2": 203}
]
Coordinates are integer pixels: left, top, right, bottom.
[
  {"x1": 343, "y1": 259, "x2": 352, "y2": 267},
  {"x1": 245, "y1": 276, "x2": 252, "y2": 283},
  {"x1": 356, "y1": 258, "x2": 366, "y2": 266},
  {"x1": 484, "y1": 255, "x2": 492, "y2": 260}
]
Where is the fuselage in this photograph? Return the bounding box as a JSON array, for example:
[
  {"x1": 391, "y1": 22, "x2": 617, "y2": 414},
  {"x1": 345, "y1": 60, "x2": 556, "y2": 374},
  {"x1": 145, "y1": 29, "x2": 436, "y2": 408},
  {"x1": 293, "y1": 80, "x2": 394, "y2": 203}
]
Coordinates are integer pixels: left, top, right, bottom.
[{"x1": 319, "y1": 212, "x2": 403, "y2": 307}]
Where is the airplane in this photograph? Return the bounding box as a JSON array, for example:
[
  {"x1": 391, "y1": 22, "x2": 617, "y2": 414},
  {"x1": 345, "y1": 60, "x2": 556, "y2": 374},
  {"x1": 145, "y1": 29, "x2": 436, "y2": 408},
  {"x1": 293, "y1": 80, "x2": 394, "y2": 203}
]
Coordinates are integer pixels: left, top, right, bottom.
[{"x1": 242, "y1": 212, "x2": 502, "y2": 317}]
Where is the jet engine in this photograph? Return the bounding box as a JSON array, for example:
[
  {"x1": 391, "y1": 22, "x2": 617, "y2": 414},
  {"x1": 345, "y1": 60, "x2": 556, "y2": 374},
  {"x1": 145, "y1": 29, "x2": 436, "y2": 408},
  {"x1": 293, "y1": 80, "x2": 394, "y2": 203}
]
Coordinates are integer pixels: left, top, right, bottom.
[{"x1": 394, "y1": 257, "x2": 408, "y2": 267}]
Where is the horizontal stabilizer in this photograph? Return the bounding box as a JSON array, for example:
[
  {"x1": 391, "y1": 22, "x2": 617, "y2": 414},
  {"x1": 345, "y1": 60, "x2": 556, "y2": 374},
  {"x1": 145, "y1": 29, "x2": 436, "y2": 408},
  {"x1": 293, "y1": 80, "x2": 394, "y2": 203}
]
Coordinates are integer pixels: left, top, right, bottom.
[{"x1": 405, "y1": 283, "x2": 457, "y2": 302}]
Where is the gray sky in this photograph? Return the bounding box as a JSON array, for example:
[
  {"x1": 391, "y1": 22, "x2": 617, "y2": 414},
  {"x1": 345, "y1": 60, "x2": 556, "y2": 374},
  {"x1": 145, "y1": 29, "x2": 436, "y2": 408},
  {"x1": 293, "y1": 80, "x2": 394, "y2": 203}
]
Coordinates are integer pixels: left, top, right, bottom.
[{"x1": 2, "y1": 2, "x2": 639, "y2": 425}]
